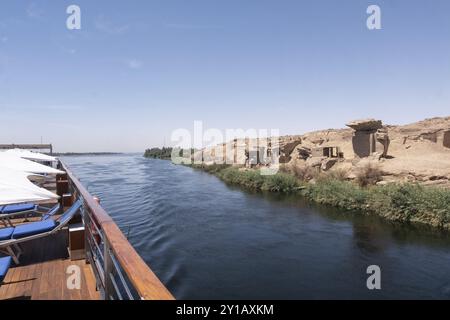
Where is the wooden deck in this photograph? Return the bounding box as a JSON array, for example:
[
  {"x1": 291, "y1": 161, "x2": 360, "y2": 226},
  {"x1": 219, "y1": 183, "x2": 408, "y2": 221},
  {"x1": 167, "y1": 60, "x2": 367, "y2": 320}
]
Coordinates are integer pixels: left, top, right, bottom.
[
  {"x1": 0, "y1": 161, "x2": 174, "y2": 301},
  {"x1": 0, "y1": 230, "x2": 100, "y2": 300}
]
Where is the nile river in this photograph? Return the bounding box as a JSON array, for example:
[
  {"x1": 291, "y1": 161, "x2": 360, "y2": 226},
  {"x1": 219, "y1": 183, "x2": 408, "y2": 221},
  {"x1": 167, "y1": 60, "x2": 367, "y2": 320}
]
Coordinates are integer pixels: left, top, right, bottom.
[{"x1": 63, "y1": 154, "x2": 450, "y2": 299}]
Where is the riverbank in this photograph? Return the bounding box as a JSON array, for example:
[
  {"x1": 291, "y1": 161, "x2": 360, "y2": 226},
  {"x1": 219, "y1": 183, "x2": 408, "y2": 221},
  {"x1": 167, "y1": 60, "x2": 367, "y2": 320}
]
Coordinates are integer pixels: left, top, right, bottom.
[
  {"x1": 55, "y1": 152, "x2": 122, "y2": 156},
  {"x1": 190, "y1": 164, "x2": 450, "y2": 230},
  {"x1": 144, "y1": 147, "x2": 173, "y2": 159},
  {"x1": 67, "y1": 154, "x2": 450, "y2": 299}
]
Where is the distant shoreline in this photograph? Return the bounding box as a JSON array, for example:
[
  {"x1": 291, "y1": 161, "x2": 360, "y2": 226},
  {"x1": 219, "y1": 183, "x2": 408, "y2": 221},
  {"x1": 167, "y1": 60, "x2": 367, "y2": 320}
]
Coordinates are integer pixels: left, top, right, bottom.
[
  {"x1": 55, "y1": 152, "x2": 123, "y2": 156},
  {"x1": 143, "y1": 147, "x2": 173, "y2": 160}
]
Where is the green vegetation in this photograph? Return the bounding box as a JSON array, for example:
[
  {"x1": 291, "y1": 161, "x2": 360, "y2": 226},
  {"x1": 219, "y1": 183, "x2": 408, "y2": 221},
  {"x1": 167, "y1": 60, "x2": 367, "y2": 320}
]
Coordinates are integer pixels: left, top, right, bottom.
[
  {"x1": 191, "y1": 164, "x2": 303, "y2": 192},
  {"x1": 191, "y1": 163, "x2": 232, "y2": 174},
  {"x1": 217, "y1": 166, "x2": 302, "y2": 192},
  {"x1": 144, "y1": 147, "x2": 197, "y2": 160},
  {"x1": 143, "y1": 147, "x2": 173, "y2": 159},
  {"x1": 303, "y1": 179, "x2": 450, "y2": 229},
  {"x1": 190, "y1": 164, "x2": 450, "y2": 230}
]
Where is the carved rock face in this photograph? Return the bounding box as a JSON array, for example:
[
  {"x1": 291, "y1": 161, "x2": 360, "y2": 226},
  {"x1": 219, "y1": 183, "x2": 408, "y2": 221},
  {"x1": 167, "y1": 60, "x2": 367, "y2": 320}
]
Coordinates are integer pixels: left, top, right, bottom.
[
  {"x1": 297, "y1": 147, "x2": 312, "y2": 160},
  {"x1": 347, "y1": 119, "x2": 390, "y2": 158},
  {"x1": 352, "y1": 131, "x2": 371, "y2": 158},
  {"x1": 321, "y1": 158, "x2": 338, "y2": 171},
  {"x1": 443, "y1": 131, "x2": 450, "y2": 149},
  {"x1": 375, "y1": 129, "x2": 390, "y2": 157},
  {"x1": 346, "y1": 119, "x2": 383, "y2": 131}
]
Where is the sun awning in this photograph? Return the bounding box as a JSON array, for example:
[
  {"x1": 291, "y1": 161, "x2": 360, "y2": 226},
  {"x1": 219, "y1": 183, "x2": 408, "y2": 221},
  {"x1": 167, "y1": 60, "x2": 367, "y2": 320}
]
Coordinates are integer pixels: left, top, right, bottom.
[
  {"x1": 0, "y1": 168, "x2": 60, "y2": 205},
  {"x1": 3, "y1": 149, "x2": 58, "y2": 162},
  {"x1": 0, "y1": 153, "x2": 64, "y2": 175}
]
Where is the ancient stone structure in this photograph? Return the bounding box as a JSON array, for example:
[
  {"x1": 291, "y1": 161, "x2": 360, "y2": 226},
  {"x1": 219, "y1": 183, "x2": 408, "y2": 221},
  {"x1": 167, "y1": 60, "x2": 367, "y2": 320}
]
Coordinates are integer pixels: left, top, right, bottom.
[
  {"x1": 297, "y1": 146, "x2": 312, "y2": 160},
  {"x1": 246, "y1": 146, "x2": 266, "y2": 167},
  {"x1": 375, "y1": 128, "x2": 390, "y2": 157},
  {"x1": 346, "y1": 119, "x2": 389, "y2": 158},
  {"x1": 443, "y1": 131, "x2": 450, "y2": 149},
  {"x1": 401, "y1": 128, "x2": 450, "y2": 150},
  {"x1": 278, "y1": 138, "x2": 302, "y2": 163},
  {"x1": 311, "y1": 146, "x2": 342, "y2": 158},
  {"x1": 321, "y1": 158, "x2": 338, "y2": 171}
]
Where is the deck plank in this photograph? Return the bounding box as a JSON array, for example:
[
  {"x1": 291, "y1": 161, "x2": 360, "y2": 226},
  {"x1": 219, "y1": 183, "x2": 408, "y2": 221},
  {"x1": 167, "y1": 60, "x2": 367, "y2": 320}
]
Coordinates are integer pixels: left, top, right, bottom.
[{"x1": 0, "y1": 230, "x2": 100, "y2": 300}]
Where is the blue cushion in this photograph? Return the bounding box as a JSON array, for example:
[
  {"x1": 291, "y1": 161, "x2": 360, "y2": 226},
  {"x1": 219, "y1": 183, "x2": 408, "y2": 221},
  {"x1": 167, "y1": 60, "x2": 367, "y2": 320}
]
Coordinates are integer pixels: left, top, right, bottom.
[
  {"x1": 0, "y1": 256, "x2": 12, "y2": 282},
  {"x1": 41, "y1": 204, "x2": 61, "y2": 221},
  {"x1": 57, "y1": 200, "x2": 82, "y2": 226},
  {"x1": 0, "y1": 228, "x2": 14, "y2": 241},
  {"x1": 12, "y1": 220, "x2": 56, "y2": 239},
  {"x1": 2, "y1": 203, "x2": 35, "y2": 214}
]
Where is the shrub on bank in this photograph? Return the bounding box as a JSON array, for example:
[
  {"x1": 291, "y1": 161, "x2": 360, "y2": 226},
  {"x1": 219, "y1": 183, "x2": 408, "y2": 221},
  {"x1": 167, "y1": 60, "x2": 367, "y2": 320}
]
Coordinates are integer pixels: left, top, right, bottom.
[
  {"x1": 355, "y1": 163, "x2": 384, "y2": 187},
  {"x1": 261, "y1": 172, "x2": 302, "y2": 192},
  {"x1": 189, "y1": 163, "x2": 450, "y2": 229},
  {"x1": 192, "y1": 163, "x2": 231, "y2": 174},
  {"x1": 303, "y1": 178, "x2": 368, "y2": 210},
  {"x1": 366, "y1": 183, "x2": 450, "y2": 226},
  {"x1": 314, "y1": 169, "x2": 349, "y2": 184},
  {"x1": 217, "y1": 167, "x2": 302, "y2": 192},
  {"x1": 282, "y1": 164, "x2": 319, "y2": 181},
  {"x1": 304, "y1": 179, "x2": 450, "y2": 228}
]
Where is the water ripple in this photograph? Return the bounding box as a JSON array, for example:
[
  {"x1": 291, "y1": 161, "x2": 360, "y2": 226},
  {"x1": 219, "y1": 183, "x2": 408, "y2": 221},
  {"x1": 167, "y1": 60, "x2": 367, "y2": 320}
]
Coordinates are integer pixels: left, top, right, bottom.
[{"x1": 62, "y1": 154, "x2": 450, "y2": 299}]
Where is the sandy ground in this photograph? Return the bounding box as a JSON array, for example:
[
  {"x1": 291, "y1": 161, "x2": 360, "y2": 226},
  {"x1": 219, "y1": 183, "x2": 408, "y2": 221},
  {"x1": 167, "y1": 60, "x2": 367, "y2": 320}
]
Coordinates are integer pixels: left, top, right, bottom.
[{"x1": 286, "y1": 116, "x2": 450, "y2": 187}]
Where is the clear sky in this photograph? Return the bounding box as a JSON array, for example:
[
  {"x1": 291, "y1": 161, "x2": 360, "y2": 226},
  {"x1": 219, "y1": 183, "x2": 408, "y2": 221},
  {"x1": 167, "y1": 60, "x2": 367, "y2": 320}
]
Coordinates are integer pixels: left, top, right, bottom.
[{"x1": 1, "y1": 0, "x2": 449, "y2": 152}]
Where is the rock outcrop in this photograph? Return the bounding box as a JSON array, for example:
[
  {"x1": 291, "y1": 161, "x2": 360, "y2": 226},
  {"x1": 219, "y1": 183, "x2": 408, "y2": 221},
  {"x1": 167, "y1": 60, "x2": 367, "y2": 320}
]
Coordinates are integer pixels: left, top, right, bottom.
[
  {"x1": 346, "y1": 119, "x2": 383, "y2": 131},
  {"x1": 194, "y1": 116, "x2": 450, "y2": 188},
  {"x1": 346, "y1": 119, "x2": 390, "y2": 159}
]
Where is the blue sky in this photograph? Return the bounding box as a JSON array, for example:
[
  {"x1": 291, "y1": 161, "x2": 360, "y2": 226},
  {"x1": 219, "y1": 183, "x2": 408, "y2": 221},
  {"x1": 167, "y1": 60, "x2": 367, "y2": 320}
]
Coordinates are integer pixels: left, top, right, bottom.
[{"x1": 0, "y1": 0, "x2": 449, "y2": 152}]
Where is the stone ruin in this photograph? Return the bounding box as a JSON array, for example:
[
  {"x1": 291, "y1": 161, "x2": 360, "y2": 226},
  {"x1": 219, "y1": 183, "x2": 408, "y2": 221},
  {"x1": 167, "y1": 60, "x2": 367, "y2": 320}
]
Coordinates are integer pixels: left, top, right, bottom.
[
  {"x1": 198, "y1": 138, "x2": 277, "y2": 168},
  {"x1": 444, "y1": 131, "x2": 450, "y2": 149},
  {"x1": 346, "y1": 119, "x2": 390, "y2": 158},
  {"x1": 401, "y1": 128, "x2": 450, "y2": 150},
  {"x1": 311, "y1": 146, "x2": 343, "y2": 158}
]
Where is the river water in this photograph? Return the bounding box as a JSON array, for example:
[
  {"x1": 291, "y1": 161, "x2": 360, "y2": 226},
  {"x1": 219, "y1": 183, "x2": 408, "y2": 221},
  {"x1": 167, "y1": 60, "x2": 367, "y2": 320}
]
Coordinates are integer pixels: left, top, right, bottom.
[{"x1": 62, "y1": 154, "x2": 450, "y2": 299}]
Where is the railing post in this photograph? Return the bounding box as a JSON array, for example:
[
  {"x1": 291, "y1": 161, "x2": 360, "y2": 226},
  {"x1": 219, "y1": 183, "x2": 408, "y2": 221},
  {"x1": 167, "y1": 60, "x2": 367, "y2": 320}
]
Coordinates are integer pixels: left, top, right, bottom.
[
  {"x1": 60, "y1": 160, "x2": 174, "y2": 300},
  {"x1": 83, "y1": 205, "x2": 90, "y2": 266},
  {"x1": 104, "y1": 238, "x2": 114, "y2": 300}
]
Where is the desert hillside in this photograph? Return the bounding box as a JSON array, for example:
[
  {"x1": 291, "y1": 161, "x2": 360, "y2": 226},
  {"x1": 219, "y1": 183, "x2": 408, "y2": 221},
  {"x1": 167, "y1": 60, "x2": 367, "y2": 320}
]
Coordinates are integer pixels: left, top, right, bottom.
[
  {"x1": 283, "y1": 116, "x2": 450, "y2": 187},
  {"x1": 197, "y1": 116, "x2": 450, "y2": 188}
]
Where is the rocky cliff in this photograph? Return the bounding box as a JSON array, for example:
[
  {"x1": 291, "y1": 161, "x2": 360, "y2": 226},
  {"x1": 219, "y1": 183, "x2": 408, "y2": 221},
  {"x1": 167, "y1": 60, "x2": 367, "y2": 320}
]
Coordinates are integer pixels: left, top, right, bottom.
[
  {"x1": 286, "y1": 116, "x2": 450, "y2": 187},
  {"x1": 194, "y1": 116, "x2": 450, "y2": 188}
]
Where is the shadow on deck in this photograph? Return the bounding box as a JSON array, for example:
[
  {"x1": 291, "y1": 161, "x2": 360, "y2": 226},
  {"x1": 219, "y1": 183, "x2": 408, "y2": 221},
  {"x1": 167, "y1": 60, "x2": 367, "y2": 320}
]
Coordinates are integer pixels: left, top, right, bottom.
[{"x1": 0, "y1": 230, "x2": 100, "y2": 300}]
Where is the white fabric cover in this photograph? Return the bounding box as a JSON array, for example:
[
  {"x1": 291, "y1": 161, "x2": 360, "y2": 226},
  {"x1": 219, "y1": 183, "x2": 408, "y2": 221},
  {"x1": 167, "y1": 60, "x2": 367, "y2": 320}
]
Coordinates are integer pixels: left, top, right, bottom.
[
  {"x1": 0, "y1": 153, "x2": 64, "y2": 175},
  {"x1": 0, "y1": 168, "x2": 60, "y2": 205},
  {"x1": 3, "y1": 149, "x2": 58, "y2": 162}
]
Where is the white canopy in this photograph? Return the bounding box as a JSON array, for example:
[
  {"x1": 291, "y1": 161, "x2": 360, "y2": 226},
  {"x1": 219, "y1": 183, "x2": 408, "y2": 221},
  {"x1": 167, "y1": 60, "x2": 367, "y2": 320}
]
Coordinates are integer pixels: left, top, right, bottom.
[
  {"x1": 0, "y1": 153, "x2": 64, "y2": 175},
  {"x1": 0, "y1": 168, "x2": 60, "y2": 205},
  {"x1": 3, "y1": 149, "x2": 58, "y2": 162}
]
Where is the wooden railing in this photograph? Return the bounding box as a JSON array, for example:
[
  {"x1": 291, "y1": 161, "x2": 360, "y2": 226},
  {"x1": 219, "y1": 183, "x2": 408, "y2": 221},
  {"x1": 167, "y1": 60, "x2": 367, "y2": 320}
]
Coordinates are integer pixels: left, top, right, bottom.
[{"x1": 58, "y1": 160, "x2": 174, "y2": 300}]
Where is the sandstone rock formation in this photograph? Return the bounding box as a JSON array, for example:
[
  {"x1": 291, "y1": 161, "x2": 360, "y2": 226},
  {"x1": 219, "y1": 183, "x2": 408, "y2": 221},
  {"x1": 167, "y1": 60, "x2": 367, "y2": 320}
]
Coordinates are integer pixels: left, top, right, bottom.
[
  {"x1": 288, "y1": 117, "x2": 450, "y2": 187},
  {"x1": 193, "y1": 116, "x2": 450, "y2": 188},
  {"x1": 346, "y1": 119, "x2": 382, "y2": 131},
  {"x1": 346, "y1": 118, "x2": 390, "y2": 159},
  {"x1": 375, "y1": 128, "x2": 390, "y2": 158}
]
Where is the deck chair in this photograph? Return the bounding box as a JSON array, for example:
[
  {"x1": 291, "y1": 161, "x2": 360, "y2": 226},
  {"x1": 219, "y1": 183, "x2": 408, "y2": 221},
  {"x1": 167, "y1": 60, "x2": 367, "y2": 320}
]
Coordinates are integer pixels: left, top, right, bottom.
[
  {"x1": 0, "y1": 200, "x2": 82, "y2": 264},
  {"x1": 0, "y1": 256, "x2": 12, "y2": 284},
  {"x1": 0, "y1": 203, "x2": 61, "y2": 227},
  {"x1": 0, "y1": 203, "x2": 37, "y2": 226}
]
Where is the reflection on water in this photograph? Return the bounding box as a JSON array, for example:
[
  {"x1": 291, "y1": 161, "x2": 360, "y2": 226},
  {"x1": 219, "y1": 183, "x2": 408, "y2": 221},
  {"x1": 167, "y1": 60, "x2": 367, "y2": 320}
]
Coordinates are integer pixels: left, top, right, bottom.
[{"x1": 63, "y1": 154, "x2": 450, "y2": 299}]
